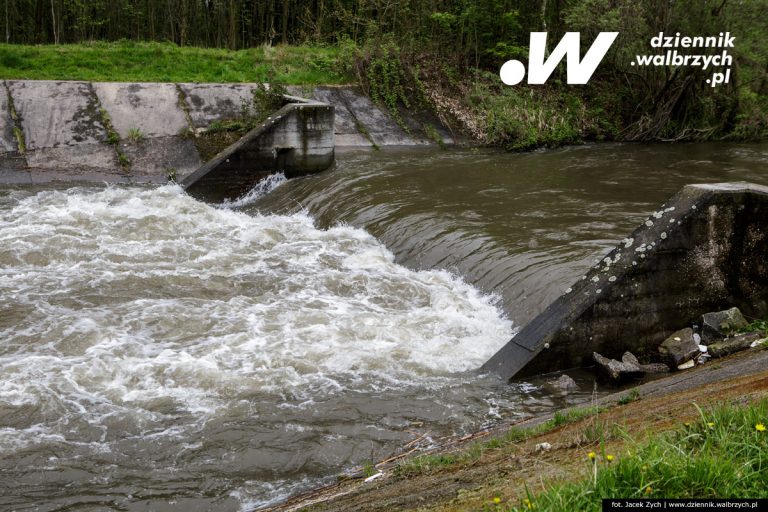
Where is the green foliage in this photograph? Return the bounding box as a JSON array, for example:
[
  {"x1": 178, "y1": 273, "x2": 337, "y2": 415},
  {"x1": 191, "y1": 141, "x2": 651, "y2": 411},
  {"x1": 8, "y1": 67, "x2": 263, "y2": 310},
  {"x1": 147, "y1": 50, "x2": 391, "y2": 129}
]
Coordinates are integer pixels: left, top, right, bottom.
[
  {"x1": 0, "y1": 42, "x2": 348, "y2": 85},
  {"x1": 127, "y1": 128, "x2": 146, "y2": 143},
  {"x1": 505, "y1": 400, "x2": 768, "y2": 511},
  {"x1": 12, "y1": 126, "x2": 26, "y2": 154},
  {"x1": 359, "y1": 35, "x2": 411, "y2": 127},
  {"x1": 476, "y1": 79, "x2": 589, "y2": 151},
  {"x1": 117, "y1": 152, "x2": 130, "y2": 169},
  {"x1": 618, "y1": 389, "x2": 641, "y2": 406},
  {"x1": 738, "y1": 320, "x2": 768, "y2": 337},
  {"x1": 252, "y1": 82, "x2": 288, "y2": 115}
]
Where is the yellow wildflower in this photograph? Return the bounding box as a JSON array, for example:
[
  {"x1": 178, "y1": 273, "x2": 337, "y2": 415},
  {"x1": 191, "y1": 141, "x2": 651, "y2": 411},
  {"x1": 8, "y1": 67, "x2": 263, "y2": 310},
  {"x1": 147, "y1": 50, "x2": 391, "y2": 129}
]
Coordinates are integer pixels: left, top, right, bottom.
[
  {"x1": 707, "y1": 422, "x2": 715, "y2": 429},
  {"x1": 588, "y1": 451, "x2": 596, "y2": 460},
  {"x1": 684, "y1": 422, "x2": 691, "y2": 427},
  {"x1": 493, "y1": 497, "x2": 501, "y2": 504},
  {"x1": 756, "y1": 423, "x2": 766, "y2": 432},
  {"x1": 645, "y1": 486, "x2": 653, "y2": 494},
  {"x1": 524, "y1": 498, "x2": 534, "y2": 509},
  {"x1": 606, "y1": 454, "x2": 615, "y2": 462}
]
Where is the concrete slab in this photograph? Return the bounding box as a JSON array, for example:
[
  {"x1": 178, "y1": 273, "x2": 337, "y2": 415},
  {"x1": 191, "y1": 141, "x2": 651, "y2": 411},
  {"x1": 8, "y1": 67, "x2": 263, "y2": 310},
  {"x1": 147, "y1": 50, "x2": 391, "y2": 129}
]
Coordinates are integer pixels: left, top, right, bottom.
[
  {"x1": 120, "y1": 136, "x2": 202, "y2": 182},
  {"x1": 26, "y1": 143, "x2": 120, "y2": 175},
  {"x1": 7, "y1": 80, "x2": 106, "y2": 149},
  {"x1": 180, "y1": 83, "x2": 260, "y2": 128},
  {"x1": 0, "y1": 152, "x2": 26, "y2": 170},
  {"x1": 0, "y1": 82, "x2": 18, "y2": 153},
  {"x1": 335, "y1": 133, "x2": 374, "y2": 147},
  {"x1": 311, "y1": 87, "x2": 359, "y2": 134},
  {"x1": 337, "y1": 88, "x2": 426, "y2": 146},
  {"x1": 368, "y1": 131, "x2": 431, "y2": 146},
  {"x1": 93, "y1": 82, "x2": 189, "y2": 138},
  {"x1": 29, "y1": 167, "x2": 131, "y2": 184},
  {"x1": 0, "y1": 167, "x2": 32, "y2": 185}
]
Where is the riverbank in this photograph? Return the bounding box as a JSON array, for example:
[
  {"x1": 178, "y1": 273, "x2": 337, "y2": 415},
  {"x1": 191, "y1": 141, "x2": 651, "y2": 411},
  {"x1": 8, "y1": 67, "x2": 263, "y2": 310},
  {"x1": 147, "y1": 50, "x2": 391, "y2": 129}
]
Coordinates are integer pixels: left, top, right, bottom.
[
  {"x1": 265, "y1": 347, "x2": 768, "y2": 511},
  {"x1": 0, "y1": 42, "x2": 346, "y2": 84},
  {"x1": 4, "y1": 39, "x2": 765, "y2": 155}
]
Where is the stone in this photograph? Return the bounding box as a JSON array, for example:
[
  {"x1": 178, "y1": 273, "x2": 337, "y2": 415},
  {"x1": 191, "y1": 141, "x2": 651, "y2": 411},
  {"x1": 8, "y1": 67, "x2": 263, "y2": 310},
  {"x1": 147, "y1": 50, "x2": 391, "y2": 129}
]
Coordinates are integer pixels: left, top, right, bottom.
[
  {"x1": 708, "y1": 332, "x2": 764, "y2": 358},
  {"x1": 677, "y1": 360, "x2": 695, "y2": 370},
  {"x1": 548, "y1": 374, "x2": 578, "y2": 393},
  {"x1": 701, "y1": 307, "x2": 749, "y2": 343},
  {"x1": 535, "y1": 442, "x2": 552, "y2": 452},
  {"x1": 621, "y1": 351, "x2": 670, "y2": 374},
  {"x1": 639, "y1": 362, "x2": 671, "y2": 374},
  {"x1": 658, "y1": 328, "x2": 700, "y2": 367},
  {"x1": 593, "y1": 352, "x2": 644, "y2": 384}
]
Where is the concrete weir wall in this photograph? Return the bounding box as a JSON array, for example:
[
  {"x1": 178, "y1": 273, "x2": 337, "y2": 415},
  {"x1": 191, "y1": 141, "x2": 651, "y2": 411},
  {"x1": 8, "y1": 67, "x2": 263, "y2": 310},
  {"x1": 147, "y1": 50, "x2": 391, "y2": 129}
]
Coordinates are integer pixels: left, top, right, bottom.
[
  {"x1": 181, "y1": 96, "x2": 334, "y2": 202},
  {"x1": 482, "y1": 183, "x2": 768, "y2": 380},
  {"x1": 0, "y1": 81, "x2": 447, "y2": 186}
]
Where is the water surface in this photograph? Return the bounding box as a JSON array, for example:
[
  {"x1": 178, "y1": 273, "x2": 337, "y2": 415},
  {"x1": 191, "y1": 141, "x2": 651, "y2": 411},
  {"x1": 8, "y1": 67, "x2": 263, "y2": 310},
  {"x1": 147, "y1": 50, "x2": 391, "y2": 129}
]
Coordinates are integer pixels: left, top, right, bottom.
[{"x1": 1, "y1": 141, "x2": 766, "y2": 510}]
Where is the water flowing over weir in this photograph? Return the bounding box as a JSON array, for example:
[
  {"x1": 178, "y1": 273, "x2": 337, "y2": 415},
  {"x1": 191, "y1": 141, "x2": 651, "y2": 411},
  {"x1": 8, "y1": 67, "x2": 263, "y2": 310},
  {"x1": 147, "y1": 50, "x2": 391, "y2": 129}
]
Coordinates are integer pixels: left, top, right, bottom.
[{"x1": 1, "y1": 141, "x2": 767, "y2": 510}]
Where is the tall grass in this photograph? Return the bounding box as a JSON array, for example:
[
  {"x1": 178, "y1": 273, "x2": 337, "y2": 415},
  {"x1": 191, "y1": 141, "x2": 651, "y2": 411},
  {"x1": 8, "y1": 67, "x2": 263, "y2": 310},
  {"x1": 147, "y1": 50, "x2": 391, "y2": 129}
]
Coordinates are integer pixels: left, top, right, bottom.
[
  {"x1": 0, "y1": 41, "x2": 348, "y2": 84},
  {"x1": 503, "y1": 400, "x2": 768, "y2": 511}
]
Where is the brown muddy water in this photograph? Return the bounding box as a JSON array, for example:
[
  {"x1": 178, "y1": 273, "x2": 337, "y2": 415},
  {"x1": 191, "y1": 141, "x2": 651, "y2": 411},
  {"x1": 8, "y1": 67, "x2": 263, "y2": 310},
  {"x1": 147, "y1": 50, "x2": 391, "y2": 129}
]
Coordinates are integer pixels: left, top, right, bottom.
[{"x1": 1, "y1": 142, "x2": 766, "y2": 510}]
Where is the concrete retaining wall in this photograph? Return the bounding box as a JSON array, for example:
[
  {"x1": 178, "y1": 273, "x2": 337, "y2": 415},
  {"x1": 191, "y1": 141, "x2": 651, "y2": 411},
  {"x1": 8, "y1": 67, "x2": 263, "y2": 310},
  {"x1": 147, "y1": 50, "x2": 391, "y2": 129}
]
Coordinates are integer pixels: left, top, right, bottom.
[
  {"x1": 182, "y1": 96, "x2": 334, "y2": 202},
  {"x1": 482, "y1": 183, "x2": 768, "y2": 380},
  {"x1": 0, "y1": 81, "x2": 448, "y2": 186}
]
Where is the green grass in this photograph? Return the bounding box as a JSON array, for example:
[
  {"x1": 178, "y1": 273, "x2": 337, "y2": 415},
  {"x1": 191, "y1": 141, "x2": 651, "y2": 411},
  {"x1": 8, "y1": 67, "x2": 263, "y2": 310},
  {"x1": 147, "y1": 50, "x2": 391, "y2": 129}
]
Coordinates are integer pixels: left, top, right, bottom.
[
  {"x1": 0, "y1": 41, "x2": 349, "y2": 84},
  {"x1": 502, "y1": 400, "x2": 768, "y2": 511}
]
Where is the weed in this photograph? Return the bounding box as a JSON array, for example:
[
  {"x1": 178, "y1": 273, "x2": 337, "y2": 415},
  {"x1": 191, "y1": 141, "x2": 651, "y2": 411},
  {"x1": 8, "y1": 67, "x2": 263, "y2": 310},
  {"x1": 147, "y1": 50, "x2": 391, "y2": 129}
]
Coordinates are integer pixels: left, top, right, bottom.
[
  {"x1": 424, "y1": 123, "x2": 445, "y2": 148},
  {"x1": 12, "y1": 126, "x2": 25, "y2": 154},
  {"x1": 618, "y1": 389, "x2": 641, "y2": 406},
  {"x1": 166, "y1": 168, "x2": 177, "y2": 182},
  {"x1": 738, "y1": 319, "x2": 768, "y2": 337},
  {"x1": 117, "y1": 152, "x2": 130, "y2": 169},
  {"x1": 127, "y1": 127, "x2": 146, "y2": 143}
]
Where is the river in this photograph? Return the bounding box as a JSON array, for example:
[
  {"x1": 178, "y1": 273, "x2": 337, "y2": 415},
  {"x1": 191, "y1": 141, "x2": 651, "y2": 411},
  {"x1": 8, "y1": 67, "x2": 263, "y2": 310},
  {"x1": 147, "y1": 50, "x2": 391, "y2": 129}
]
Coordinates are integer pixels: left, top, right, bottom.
[{"x1": 1, "y1": 142, "x2": 766, "y2": 510}]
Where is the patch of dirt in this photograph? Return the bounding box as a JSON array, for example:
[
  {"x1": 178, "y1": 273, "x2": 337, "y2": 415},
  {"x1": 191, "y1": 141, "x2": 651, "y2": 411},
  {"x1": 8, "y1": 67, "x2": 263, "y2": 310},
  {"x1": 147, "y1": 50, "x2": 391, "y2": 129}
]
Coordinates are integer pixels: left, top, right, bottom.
[{"x1": 263, "y1": 349, "x2": 768, "y2": 512}]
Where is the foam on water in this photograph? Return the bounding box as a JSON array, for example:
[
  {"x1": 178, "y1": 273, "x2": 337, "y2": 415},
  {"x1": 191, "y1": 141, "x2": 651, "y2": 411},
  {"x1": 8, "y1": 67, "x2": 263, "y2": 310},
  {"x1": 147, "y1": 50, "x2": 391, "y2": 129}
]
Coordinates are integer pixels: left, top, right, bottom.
[{"x1": 0, "y1": 184, "x2": 512, "y2": 505}]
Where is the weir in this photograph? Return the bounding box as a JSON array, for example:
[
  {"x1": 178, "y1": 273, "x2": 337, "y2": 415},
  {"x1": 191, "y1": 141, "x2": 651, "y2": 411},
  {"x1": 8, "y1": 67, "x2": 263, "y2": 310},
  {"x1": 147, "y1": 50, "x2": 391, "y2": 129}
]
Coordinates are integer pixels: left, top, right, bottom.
[
  {"x1": 482, "y1": 182, "x2": 768, "y2": 380},
  {"x1": 181, "y1": 95, "x2": 335, "y2": 203}
]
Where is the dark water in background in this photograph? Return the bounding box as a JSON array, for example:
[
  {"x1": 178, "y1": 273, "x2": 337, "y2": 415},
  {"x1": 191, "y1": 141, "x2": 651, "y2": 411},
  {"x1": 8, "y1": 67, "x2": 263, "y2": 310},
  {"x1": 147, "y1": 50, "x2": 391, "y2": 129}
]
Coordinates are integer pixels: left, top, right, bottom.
[
  {"x1": 251, "y1": 142, "x2": 768, "y2": 326},
  {"x1": 0, "y1": 142, "x2": 766, "y2": 510}
]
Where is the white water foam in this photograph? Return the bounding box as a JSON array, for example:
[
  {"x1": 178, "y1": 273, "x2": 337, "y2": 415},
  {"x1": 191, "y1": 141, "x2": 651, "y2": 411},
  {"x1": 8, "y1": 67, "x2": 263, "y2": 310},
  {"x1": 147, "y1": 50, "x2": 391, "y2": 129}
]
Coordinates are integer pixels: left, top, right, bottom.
[
  {"x1": 219, "y1": 172, "x2": 288, "y2": 209},
  {"x1": 0, "y1": 185, "x2": 513, "y2": 458}
]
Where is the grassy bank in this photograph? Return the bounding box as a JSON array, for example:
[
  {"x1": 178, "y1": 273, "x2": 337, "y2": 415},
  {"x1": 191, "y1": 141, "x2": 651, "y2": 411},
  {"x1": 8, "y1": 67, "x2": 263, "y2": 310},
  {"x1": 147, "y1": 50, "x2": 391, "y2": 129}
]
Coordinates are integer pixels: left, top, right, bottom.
[
  {"x1": 503, "y1": 400, "x2": 768, "y2": 511},
  {"x1": 0, "y1": 41, "x2": 348, "y2": 85}
]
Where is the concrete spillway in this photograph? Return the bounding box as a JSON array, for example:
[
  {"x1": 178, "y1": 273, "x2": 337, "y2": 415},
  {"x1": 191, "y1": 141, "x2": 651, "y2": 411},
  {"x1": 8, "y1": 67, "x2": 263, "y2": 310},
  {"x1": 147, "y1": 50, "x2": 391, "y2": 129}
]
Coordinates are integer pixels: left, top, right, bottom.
[
  {"x1": 482, "y1": 182, "x2": 768, "y2": 380},
  {"x1": 0, "y1": 81, "x2": 450, "y2": 186}
]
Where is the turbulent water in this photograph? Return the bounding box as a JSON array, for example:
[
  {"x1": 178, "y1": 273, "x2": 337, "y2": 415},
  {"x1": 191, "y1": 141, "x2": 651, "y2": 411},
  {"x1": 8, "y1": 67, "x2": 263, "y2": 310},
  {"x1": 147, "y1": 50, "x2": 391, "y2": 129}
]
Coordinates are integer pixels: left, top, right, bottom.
[
  {"x1": 1, "y1": 141, "x2": 766, "y2": 510},
  {"x1": 0, "y1": 183, "x2": 524, "y2": 511}
]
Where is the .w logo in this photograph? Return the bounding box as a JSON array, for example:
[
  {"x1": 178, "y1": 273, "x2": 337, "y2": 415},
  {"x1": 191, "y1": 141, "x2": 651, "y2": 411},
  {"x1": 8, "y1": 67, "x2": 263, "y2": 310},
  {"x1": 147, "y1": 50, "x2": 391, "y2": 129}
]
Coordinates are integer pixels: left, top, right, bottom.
[{"x1": 500, "y1": 32, "x2": 619, "y2": 85}]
